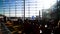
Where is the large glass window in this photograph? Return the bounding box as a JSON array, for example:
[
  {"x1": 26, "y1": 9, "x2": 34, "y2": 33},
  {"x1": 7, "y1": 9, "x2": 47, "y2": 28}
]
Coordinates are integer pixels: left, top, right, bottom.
[{"x1": 0, "y1": 0, "x2": 57, "y2": 18}]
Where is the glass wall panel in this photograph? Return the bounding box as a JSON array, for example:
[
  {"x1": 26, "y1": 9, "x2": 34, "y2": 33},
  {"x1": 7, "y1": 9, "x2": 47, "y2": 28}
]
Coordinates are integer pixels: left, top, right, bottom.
[{"x1": 0, "y1": 0, "x2": 57, "y2": 18}]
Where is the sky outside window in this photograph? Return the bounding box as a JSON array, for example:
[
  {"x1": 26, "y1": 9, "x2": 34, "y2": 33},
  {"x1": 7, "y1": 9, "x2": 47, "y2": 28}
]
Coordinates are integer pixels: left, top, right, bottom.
[{"x1": 0, "y1": 0, "x2": 57, "y2": 17}]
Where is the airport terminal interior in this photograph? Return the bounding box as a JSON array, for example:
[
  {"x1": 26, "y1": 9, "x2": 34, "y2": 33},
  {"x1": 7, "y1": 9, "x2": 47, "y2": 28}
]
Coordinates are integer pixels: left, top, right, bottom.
[{"x1": 0, "y1": 0, "x2": 60, "y2": 34}]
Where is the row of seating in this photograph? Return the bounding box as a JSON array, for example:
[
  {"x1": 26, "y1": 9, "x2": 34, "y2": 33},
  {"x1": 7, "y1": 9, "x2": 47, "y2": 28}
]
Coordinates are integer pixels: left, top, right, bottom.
[{"x1": 3, "y1": 19, "x2": 60, "y2": 34}]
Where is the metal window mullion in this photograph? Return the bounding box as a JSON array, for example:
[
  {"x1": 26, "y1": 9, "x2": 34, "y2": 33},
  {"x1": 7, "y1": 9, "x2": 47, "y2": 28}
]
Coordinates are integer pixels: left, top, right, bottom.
[
  {"x1": 28, "y1": 2, "x2": 30, "y2": 18},
  {"x1": 23, "y1": 0, "x2": 25, "y2": 23},
  {"x1": 35, "y1": 1, "x2": 37, "y2": 18},
  {"x1": 9, "y1": 0, "x2": 10, "y2": 17},
  {"x1": 15, "y1": 1, "x2": 17, "y2": 17},
  {"x1": 2, "y1": 1, "x2": 5, "y2": 15},
  {"x1": 39, "y1": 10, "x2": 40, "y2": 19}
]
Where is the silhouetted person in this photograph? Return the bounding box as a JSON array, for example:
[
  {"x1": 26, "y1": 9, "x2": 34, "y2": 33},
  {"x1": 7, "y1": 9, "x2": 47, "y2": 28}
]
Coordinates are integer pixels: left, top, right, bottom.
[
  {"x1": 23, "y1": 19, "x2": 33, "y2": 34},
  {"x1": 3, "y1": 16, "x2": 6, "y2": 23},
  {"x1": 18, "y1": 18, "x2": 23, "y2": 25},
  {"x1": 54, "y1": 20, "x2": 60, "y2": 34}
]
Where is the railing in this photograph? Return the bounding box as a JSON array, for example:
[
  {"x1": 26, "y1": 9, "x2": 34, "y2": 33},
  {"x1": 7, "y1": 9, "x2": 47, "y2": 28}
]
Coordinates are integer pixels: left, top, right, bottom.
[{"x1": 0, "y1": 22, "x2": 11, "y2": 34}]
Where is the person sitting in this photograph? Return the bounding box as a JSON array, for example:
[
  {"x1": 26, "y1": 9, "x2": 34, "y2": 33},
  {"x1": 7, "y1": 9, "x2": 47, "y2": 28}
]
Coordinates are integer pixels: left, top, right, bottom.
[{"x1": 5, "y1": 20, "x2": 14, "y2": 32}]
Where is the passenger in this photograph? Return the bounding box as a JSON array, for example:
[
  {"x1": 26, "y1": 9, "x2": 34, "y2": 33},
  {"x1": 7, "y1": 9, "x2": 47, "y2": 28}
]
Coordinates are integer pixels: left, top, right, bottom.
[
  {"x1": 54, "y1": 20, "x2": 60, "y2": 34},
  {"x1": 18, "y1": 18, "x2": 23, "y2": 25},
  {"x1": 5, "y1": 20, "x2": 14, "y2": 32},
  {"x1": 23, "y1": 19, "x2": 33, "y2": 34}
]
